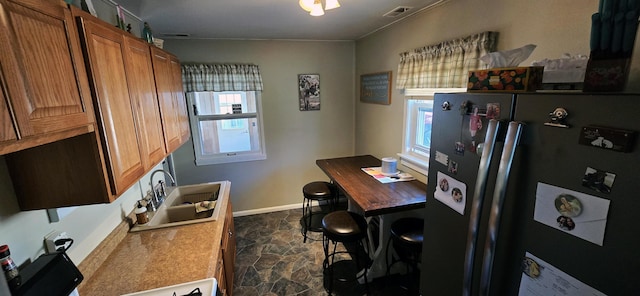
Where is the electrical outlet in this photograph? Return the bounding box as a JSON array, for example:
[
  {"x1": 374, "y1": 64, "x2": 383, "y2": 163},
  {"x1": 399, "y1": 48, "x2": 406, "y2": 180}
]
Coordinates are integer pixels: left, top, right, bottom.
[{"x1": 44, "y1": 230, "x2": 71, "y2": 254}]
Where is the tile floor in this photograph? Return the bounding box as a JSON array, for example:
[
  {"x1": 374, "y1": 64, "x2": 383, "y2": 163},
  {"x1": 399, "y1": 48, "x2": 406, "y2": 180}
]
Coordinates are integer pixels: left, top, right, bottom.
[{"x1": 232, "y1": 208, "x2": 418, "y2": 296}]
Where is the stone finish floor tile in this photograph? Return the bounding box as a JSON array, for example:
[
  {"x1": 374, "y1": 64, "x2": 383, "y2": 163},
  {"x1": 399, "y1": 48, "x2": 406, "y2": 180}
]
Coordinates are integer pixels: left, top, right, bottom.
[{"x1": 233, "y1": 208, "x2": 417, "y2": 296}]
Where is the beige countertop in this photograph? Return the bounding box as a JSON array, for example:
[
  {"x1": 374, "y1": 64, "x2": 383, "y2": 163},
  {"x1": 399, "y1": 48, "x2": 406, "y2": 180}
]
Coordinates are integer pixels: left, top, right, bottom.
[{"x1": 77, "y1": 194, "x2": 229, "y2": 296}]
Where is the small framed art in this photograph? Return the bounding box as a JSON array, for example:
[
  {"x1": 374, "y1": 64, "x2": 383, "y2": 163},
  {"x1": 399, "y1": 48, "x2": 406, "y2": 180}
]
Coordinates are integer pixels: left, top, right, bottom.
[{"x1": 298, "y1": 74, "x2": 320, "y2": 111}]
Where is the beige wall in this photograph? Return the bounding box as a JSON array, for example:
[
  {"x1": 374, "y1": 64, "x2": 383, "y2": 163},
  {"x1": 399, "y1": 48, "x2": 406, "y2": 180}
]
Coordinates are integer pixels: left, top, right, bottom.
[
  {"x1": 164, "y1": 39, "x2": 356, "y2": 213},
  {"x1": 354, "y1": 0, "x2": 640, "y2": 169}
]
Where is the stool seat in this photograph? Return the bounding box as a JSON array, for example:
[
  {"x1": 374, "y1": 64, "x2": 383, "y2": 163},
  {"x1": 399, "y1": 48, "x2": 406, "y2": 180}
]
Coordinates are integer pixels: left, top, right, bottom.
[
  {"x1": 301, "y1": 181, "x2": 337, "y2": 242},
  {"x1": 303, "y1": 181, "x2": 335, "y2": 199},
  {"x1": 321, "y1": 210, "x2": 370, "y2": 295},
  {"x1": 322, "y1": 211, "x2": 368, "y2": 242},
  {"x1": 391, "y1": 217, "x2": 424, "y2": 251}
]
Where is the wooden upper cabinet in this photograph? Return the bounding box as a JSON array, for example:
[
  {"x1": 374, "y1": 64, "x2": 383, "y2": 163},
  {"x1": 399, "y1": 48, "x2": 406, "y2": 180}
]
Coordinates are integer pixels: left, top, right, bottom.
[
  {"x1": 0, "y1": 0, "x2": 93, "y2": 138},
  {"x1": 0, "y1": 2, "x2": 21, "y2": 143},
  {"x1": 0, "y1": 0, "x2": 94, "y2": 154},
  {"x1": 123, "y1": 36, "x2": 166, "y2": 170},
  {"x1": 77, "y1": 17, "x2": 145, "y2": 195},
  {"x1": 0, "y1": 76, "x2": 18, "y2": 142},
  {"x1": 151, "y1": 48, "x2": 184, "y2": 153},
  {"x1": 3, "y1": 4, "x2": 190, "y2": 209},
  {"x1": 169, "y1": 56, "x2": 190, "y2": 144}
]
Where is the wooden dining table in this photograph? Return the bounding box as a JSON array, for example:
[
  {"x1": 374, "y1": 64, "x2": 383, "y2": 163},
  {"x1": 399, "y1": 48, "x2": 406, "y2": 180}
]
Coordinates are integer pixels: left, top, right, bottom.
[{"x1": 316, "y1": 154, "x2": 427, "y2": 279}]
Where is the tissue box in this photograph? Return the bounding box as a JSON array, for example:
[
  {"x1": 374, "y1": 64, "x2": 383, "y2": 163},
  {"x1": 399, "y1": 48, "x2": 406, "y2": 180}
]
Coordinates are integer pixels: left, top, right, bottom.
[
  {"x1": 153, "y1": 38, "x2": 164, "y2": 49},
  {"x1": 467, "y1": 66, "x2": 544, "y2": 92}
]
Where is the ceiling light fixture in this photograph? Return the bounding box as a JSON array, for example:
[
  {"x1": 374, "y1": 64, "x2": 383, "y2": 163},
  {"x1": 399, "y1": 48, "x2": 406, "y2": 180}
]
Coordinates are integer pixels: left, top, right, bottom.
[
  {"x1": 310, "y1": 0, "x2": 324, "y2": 16},
  {"x1": 299, "y1": 0, "x2": 341, "y2": 16},
  {"x1": 325, "y1": 0, "x2": 340, "y2": 10}
]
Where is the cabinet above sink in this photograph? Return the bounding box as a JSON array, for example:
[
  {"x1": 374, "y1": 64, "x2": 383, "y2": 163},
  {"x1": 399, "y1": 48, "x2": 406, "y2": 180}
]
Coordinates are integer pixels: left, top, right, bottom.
[{"x1": 2, "y1": 5, "x2": 190, "y2": 211}]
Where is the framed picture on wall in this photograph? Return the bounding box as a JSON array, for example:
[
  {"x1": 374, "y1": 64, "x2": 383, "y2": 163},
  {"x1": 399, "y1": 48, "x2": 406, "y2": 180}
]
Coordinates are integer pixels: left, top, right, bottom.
[
  {"x1": 298, "y1": 74, "x2": 320, "y2": 111},
  {"x1": 360, "y1": 71, "x2": 392, "y2": 105}
]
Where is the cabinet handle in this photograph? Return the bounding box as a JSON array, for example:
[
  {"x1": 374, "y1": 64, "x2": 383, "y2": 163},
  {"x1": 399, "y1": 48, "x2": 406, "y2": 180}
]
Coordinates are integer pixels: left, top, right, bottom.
[
  {"x1": 193, "y1": 104, "x2": 198, "y2": 115},
  {"x1": 228, "y1": 230, "x2": 233, "y2": 237}
]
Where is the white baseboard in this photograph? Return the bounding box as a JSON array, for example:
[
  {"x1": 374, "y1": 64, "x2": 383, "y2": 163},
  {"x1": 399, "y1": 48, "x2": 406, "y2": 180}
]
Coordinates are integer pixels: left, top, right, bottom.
[
  {"x1": 232, "y1": 196, "x2": 348, "y2": 217},
  {"x1": 232, "y1": 203, "x2": 301, "y2": 217}
]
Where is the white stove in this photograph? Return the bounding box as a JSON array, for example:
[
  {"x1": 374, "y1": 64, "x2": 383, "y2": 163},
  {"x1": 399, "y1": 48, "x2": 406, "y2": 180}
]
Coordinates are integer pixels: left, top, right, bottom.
[{"x1": 121, "y1": 278, "x2": 218, "y2": 296}]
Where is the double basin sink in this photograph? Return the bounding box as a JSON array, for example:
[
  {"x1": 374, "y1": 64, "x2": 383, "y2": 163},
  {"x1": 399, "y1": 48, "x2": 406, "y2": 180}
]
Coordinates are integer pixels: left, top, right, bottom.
[{"x1": 130, "y1": 181, "x2": 230, "y2": 232}]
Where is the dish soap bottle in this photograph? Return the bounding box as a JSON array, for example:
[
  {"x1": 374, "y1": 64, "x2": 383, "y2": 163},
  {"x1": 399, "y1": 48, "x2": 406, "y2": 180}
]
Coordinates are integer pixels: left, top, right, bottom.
[{"x1": 135, "y1": 201, "x2": 149, "y2": 225}]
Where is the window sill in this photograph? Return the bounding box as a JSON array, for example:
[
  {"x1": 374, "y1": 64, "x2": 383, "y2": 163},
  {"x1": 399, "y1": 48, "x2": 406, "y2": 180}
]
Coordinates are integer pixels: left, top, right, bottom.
[
  {"x1": 195, "y1": 153, "x2": 266, "y2": 166},
  {"x1": 397, "y1": 153, "x2": 429, "y2": 177}
]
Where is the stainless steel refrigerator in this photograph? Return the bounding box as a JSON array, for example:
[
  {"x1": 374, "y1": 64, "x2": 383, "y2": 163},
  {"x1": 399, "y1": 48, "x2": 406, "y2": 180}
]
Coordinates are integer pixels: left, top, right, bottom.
[{"x1": 420, "y1": 92, "x2": 640, "y2": 295}]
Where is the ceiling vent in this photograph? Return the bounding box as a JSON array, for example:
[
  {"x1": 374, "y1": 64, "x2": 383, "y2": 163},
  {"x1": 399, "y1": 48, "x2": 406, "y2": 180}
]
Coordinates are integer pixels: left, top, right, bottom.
[
  {"x1": 160, "y1": 33, "x2": 191, "y2": 38},
  {"x1": 383, "y1": 6, "x2": 412, "y2": 17}
]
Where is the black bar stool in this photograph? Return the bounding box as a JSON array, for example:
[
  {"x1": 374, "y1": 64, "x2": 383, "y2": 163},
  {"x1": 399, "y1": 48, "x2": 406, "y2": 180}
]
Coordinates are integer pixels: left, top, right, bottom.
[
  {"x1": 322, "y1": 210, "x2": 370, "y2": 295},
  {"x1": 386, "y1": 217, "x2": 424, "y2": 293},
  {"x1": 300, "y1": 181, "x2": 337, "y2": 242}
]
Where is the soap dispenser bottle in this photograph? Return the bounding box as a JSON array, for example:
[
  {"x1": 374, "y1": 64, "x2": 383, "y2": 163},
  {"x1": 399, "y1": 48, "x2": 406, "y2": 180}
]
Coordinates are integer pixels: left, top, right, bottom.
[{"x1": 135, "y1": 201, "x2": 149, "y2": 225}]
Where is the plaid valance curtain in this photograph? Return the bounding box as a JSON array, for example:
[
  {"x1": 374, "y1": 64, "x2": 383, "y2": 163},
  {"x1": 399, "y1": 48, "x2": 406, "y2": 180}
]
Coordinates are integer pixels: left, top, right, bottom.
[
  {"x1": 396, "y1": 31, "x2": 498, "y2": 89},
  {"x1": 181, "y1": 64, "x2": 264, "y2": 92}
]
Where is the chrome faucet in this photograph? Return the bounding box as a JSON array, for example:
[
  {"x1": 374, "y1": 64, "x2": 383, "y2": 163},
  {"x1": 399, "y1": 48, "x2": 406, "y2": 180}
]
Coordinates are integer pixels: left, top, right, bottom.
[{"x1": 148, "y1": 169, "x2": 176, "y2": 211}]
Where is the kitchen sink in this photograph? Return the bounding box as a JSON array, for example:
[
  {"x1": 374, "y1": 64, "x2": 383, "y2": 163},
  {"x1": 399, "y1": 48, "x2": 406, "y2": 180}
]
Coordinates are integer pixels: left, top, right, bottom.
[
  {"x1": 129, "y1": 181, "x2": 230, "y2": 232},
  {"x1": 164, "y1": 183, "x2": 220, "y2": 207}
]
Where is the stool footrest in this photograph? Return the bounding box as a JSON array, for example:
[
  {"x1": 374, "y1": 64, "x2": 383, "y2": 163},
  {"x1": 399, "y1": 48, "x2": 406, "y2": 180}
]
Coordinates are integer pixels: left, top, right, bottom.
[
  {"x1": 300, "y1": 212, "x2": 328, "y2": 232},
  {"x1": 323, "y1": 260, "x2": 368, "y2": 294}
]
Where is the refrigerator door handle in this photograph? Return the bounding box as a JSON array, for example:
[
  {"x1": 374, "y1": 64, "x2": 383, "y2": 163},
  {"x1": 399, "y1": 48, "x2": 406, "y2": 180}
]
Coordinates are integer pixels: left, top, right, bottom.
[
  {"x1": 479, "y1": 121, "x2": 523, "y2": 295},
  {"x1": 463, "y1": 119, "x2": 501, "y2": 296}
]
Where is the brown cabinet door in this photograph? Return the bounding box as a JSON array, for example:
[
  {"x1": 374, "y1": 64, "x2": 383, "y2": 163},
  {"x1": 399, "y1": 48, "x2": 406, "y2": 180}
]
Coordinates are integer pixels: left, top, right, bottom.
[
  {"x1": 215, "y1": 250, "x2": 227, "y2": 295},
  {"x1": 0, "y1": 62, "x2": 17, "y2": 142},
  {"x1": 123, "y1": 36, "x2": 166, "y2": 170},
  {"x1": 1, "y1": 0, "x2": 93, "y2": 138},
  {"x1": 151, "y1": 48, "x2": 182, "y2": 153},
  {"x1": 0, "y1": 1, "x2": 20, "y2": 143},
  {"x1": 222, "y1": 201, "x2": 236, "y2": 295},
  {"x1": 169, "y1": 55, "x2": 190, "y2": 145},
  {"x1": 79, "y1": 19, "x2": 144, "y2": 195}
]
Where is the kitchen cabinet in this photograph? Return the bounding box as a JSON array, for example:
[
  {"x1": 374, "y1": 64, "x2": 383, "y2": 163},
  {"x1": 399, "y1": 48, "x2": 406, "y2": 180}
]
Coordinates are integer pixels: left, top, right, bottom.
[
  {"x1": 212, "y1": 200, "x2": 235, "y2": 296},
  {"x1": 77, "y1": 14, "x2": 146, "y2": 194},
  {"x1": 0, "y1": 78, "x2": 17, "y2": 142},
  {"x1": 4, "y1": 7, "x2": 188, "y2": 210},
  {"x1": 221, "y1": 201, "x2": 236, "y2": 295},
  {"x1": 214, "y1": 249, "x2": 227, "y2": 295},
  {"x1": 170, "y1": 55, "x2": 191, "y2": 145},
  {"x1": 123, "y1": 36, "x2": 167, "y2": 170},
  {"x1": 0, "y1": 0, "x2": 95, "y2": 154},
  {"x1": 151, "y1": 47, "x2": 190, "y2": 153},
  {"x1": 6, "y1": 132, "x2": 111, "y2": 209}
]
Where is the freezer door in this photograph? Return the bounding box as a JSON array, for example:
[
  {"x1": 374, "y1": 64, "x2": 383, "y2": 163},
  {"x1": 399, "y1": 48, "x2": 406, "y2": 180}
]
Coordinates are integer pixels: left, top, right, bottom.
[
  {"x1": 420, "y1": 93, "x2": 514, "y2": 295},
  {"x1": 489, "y1": 93, "x2": 640, "y2": 295}
]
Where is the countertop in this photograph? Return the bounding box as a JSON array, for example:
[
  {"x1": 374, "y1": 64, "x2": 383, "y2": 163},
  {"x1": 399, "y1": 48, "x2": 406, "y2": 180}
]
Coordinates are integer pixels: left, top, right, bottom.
[{"x1": 77, "y1": 191, "x2": 230, "y2": 296}]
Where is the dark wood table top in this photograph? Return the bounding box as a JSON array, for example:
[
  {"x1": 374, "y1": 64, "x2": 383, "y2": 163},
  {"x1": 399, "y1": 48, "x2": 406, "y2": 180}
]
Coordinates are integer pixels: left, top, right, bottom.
[{"x1": 316, "y1": 155, "x2": 427, "y2": 217}]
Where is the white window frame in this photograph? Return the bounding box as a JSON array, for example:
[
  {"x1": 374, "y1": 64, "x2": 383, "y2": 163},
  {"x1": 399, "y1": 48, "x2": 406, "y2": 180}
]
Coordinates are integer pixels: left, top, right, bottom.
[
  {"x1": 187, "y1": 91, "x2": 267, "y2": 165},
  {"x1": 399, "y1": 88, "x2": 466, "y2": 177}
]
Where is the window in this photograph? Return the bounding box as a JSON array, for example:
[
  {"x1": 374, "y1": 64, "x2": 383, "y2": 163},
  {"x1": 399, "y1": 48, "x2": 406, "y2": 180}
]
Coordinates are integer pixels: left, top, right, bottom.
[
  {"x1": 187, "y1": 91, "x2": 266, "y2": 165},
  {"x1": 399, "y1": 88, "x2": 465, "y2": 176}
]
